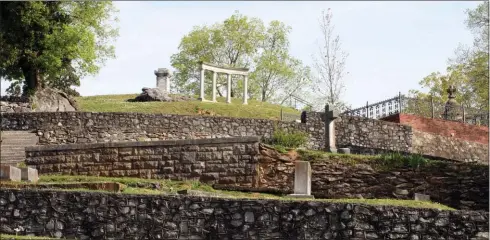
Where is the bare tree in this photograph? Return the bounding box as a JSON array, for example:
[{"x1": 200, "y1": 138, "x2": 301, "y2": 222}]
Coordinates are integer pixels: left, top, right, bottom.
[{"x1": 311, "y1": 9, "x2": 349, "y2": 112}]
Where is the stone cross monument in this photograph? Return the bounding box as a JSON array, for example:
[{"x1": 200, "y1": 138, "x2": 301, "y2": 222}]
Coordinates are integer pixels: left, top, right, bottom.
[
  {"x1": 154, "y1": 68, "x2": 172, "y2": 93},
  {"x1": 325, "y1": 104, "x2": 339, "y2": 153}
]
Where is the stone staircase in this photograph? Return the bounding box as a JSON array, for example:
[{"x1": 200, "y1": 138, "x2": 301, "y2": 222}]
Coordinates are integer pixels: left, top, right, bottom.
[{"x1": 1, "y1": 131, "x2": 39, "y2": 166}]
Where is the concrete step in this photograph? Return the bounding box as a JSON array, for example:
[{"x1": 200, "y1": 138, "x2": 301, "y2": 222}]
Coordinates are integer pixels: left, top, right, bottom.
[{"x1": 0, "y1": 131, "x2": 38, "y2": 167}]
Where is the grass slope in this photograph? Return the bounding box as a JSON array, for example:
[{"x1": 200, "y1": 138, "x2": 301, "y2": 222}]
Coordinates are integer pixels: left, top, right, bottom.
[
  {"x1": 76, "y1": 94, "x2": 300, "y2": 120},
  {"x1": 3, "y1": 175, "x2": 454, "y2": 210}
]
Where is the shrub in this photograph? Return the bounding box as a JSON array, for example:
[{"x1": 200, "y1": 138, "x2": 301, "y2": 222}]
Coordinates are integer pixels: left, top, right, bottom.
[
  {"x1": 269, "y1": 128, "x2": 308, "y2": 148},
  {"x1": 378, "y1": 152, "x2": 429, "y2": 169}
]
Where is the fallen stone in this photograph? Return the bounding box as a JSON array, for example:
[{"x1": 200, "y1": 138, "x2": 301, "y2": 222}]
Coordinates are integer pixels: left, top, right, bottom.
[
  {"x1": 30, "y1": 87, "x2": 78, "y2": 112},
  {"x1": 131, "y1": 88, "x2": 195, "y2": 102},
  {"x1": 395, "y1": 189, "x2": 409, "y2": 195},
  {"x1": 0, "y1": 165, "x2": 21, "y2": 181}
]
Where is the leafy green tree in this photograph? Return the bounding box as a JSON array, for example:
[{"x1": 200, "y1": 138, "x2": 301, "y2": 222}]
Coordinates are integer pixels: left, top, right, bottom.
[
  {"x1": 0, "y1": 2, "x2": 118, "y2": 96},
  {"x1": 411, "y1": 2, "x2": 489, "y2": 114},
  {"x1": 171, "y1": 11, "x2": 264, "y2": 97},
  {"x1": 171, "y1": 12, "x2": 311, "y2": 104},
  {"x1": 250, "y1": 21, "x2": 309, "y2": 102}
]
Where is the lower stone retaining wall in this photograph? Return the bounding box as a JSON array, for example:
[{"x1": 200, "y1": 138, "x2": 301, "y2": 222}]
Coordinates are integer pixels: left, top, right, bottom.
[
  {"x1": 25, "y1": 137, "x2": 260, "y2": 187},
  {"x1": 0, "y1": 189, "x2": 488, "y2": 239},
  {"x1": 257, "y1": 148, "x2": 489, "y2": 211}
]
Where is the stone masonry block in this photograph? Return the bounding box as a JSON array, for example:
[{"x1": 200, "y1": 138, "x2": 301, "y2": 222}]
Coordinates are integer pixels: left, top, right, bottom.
[
  {"x1": 0, "y1": 165, "x2": 21, "y2": 181},
  {"x1": 181, "y1": 152, "x2": 196, "y2": 163}
]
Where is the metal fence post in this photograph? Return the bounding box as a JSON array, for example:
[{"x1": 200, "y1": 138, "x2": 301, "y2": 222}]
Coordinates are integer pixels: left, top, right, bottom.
[
  {"x1": 366, "y1": 101, "x2": 369, "y2": 118},
  {"x1": 430, "y1": 95, "x2": 434, "y2": 119},
  {"x1": 462, "y1": 105, "x2": 466, "y2": 123},
  {"x1": 280, "y1": 108, "x2": 283, "y2": 121},
  {"x1": 398, "y1": 92, "x2": 402, "y2": 113}
]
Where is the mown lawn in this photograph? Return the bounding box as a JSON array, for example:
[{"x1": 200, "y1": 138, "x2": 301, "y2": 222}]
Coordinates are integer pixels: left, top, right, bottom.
[
  {"x1": 0, "y1": 234, "x2": 58, "y2": 239},
  {"x1": 1, "y1": 175, "x2": 454, "y2": 211},
  {"x1": 75, "y1": 94, "x2": 300, "y2": 120}
]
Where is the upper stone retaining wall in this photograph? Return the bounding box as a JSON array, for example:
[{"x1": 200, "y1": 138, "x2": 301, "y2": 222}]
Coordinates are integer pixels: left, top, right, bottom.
[
  {"x1": 26, "y1": 137, "x2": 260, "y2": 187},
  {"x1": 0, "y1": 189, "x2": 487, "y2": 239},
  {"x1": 1, "y1": 111, "x2": 412, "y2": 153}
]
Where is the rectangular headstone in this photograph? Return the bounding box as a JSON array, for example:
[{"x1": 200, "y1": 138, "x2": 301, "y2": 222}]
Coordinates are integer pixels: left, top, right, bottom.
[
  {"x1": 20, "y1": 167, "x2": 39, "y2": 183},
  {"x1": 293, "y1": 161, "x2": 311, "y2": 195},
  {"x1": 0, "y1": 165, "x2": 21, "y2": 181},
  {"x1": 414, "y1": 193, "x2": 430, "y2": 201}
]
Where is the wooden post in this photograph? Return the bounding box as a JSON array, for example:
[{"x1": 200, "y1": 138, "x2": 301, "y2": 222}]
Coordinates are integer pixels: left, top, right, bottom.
[
  {"x1": 430, "y1": 95, "x2": 434, "y2": 119},
  {"x1": 280, "y1": 108, "x2": 283, "y2": 121}
]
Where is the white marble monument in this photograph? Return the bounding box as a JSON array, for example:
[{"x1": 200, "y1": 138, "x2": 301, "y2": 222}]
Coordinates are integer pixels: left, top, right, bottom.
[
  {"x1": 198, "y1": 62, "x2": 249, "y2": 105},
  {"x1": 154, "y1": 68, "x2": 172, "y2": 93},
  {"x1": 288, "y1": 161, "x2": 314, "y2": 199}
]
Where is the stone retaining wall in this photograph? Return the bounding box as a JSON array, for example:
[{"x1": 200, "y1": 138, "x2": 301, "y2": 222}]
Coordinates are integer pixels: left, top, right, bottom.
[
  {"x1": 257, "y1": 148, "x2": 489, "y2": 211},
  {"x1": 0, "y1": 189, "x2": 487, "y2": 239},
  {"x1": 413, "y1": 130, "x2": 489, "y2": 164},
  {"x1": 1, "y1": 111, "x2": 413, "y2": 153},
  {"x1": 0, "y1": 101, "x2": 32, "y2": 113},
  {"x1": 25, "y1": 137, "x2": 260, "y2": 187},
  {"x1": 382, "y1": 113, "x2": 489, "y2": 145}
]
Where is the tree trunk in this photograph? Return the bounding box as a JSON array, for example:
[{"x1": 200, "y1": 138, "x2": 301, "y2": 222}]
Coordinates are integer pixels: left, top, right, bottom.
[
  {"x1": 261, "y1": 90, "x2": 267, "y2": 102},
  {"x1": 21, "y1": 65, "x2": 42, "y2": 96}
]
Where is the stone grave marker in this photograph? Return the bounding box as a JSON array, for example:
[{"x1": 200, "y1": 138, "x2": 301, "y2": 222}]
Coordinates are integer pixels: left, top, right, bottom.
[
  {"x1": 0, "y1": 165, "x2": 21, "y2": 181},
  {"x1": 288, "y1": 161, "x2": 314, "y2": 199},
  {"x1": 414, "y1": 193, "x2": 430, "y2": 201},
  {"x1": 20, "y1": 167, "x2": 39, "y2": 183},
  {"x1": 325, "y1": 105, "x2": 339, "y2": 153}
]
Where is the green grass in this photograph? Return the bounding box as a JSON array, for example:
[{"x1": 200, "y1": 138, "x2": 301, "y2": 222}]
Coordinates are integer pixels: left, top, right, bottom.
[
  {"x1": 75, "y1": 94, "x2": 300, "y2": 120},
  {"x1": 294, "y1": 148, "x2": 455, "y2": 171},
  {"x1": 30, "y1": 175, "x2": 454, "y2": 210},
  {"x1": 0, "y1": 234, "x2": 58, "y2": 239}
]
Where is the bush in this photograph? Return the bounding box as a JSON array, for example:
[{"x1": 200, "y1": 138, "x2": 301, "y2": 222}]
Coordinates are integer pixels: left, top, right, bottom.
[
  {"x1": 269, "y1": 129, "x2": 308, "y2": 148},
  {"x1": 378, "y1": 152, "x2": 429, "y2": 169}
]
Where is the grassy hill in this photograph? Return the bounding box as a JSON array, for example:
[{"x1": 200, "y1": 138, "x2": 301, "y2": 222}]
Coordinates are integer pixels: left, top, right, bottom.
[{"x1": 76, "y1": 94, "x2": 301, "y2": 120}]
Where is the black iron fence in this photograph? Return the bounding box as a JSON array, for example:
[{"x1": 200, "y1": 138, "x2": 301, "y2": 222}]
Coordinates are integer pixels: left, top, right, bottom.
[
  {"x1": 342, "y1": 93, "x2": 489, "y2": 126},
  {"x1": 280, "y1": 108, "x2": 301, "y2": 122}
]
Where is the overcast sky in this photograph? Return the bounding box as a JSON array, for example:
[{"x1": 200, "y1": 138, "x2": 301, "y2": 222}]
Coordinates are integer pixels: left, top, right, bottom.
[{"x1": 0, "y1": 1, "x2": 480, "y2": 108}]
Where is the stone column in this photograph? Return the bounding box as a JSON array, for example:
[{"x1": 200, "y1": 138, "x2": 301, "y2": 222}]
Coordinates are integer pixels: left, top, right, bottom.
[
  {"x1": 154, "y1": 68, "x2": 170, "y2": 92},
  {"x1": 212, "y1": 72, "x2": 217, "y2": 102},
  {"x1": 165, "y1": 72, "x2": 171, "y2": 92},
  {"x1": 243, "y1": 75, "x2": 248, "y2": 105},
  {"x1": 226, "y1": 74, "x2": 232, "y2": 104},
  {"x1": 325, "y1": 104, "x2": 339, "y2": 153},
  {"x1": 199, "y1": 68, "x2": 205, "y2": 101}
]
